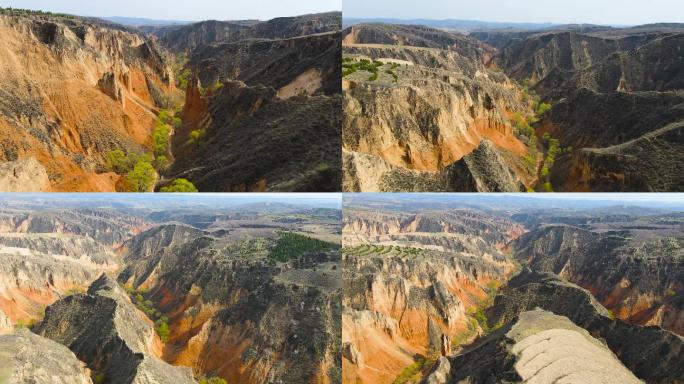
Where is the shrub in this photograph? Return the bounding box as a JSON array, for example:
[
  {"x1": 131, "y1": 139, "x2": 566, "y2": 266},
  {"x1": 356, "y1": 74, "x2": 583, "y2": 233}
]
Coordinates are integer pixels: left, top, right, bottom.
[
  {"x1": 153, "y1": 155, "x2": 169, "y2": 171},
  {"x1": 537, "y1": 102, "x2": 552, "y2": 115},
  {"x1": 206, "y1": 80, "x2": 224, "y2": 93},
  {"x1": 124, "y1": 160, "x2": 156, "y2": 192},
  {"x1": 188, "y1": 129, "x2": 205, "y2": 147},
  {"x1": 106, "y1": 149, "x2": 129, "y2": 174},
  {"x1": 177, "y1": 69, "x2": 191, "y2": 89},
  {"x1": 160, "y1": 178, "x2": 198, "y2": 192},
  {"x1": 107, "y1": 151, "x2": 154, "y2": 175},
  {"x1": 155, "y1": 319, "x2": 170, "y2": 342},
  {"x1": 172, "y1": 117, "x2": 182, "y2": 130},
  {"x1": 542, "y1": 182, "x2": 554, "y2": 192},
  {"x1": 153, "y1": 123, "x2": 170, "y2": 157},
  {"x1": 158, "y1": 109, "x2": 172, "y2": 125}
]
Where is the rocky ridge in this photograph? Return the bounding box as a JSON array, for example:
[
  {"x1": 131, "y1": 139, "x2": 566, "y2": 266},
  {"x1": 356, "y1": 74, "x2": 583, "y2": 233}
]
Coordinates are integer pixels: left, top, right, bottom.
[
  {"x1": 473, "y1": 24, "x2": 684, "y2": 191},
  {"x1": 35, "y1": 274, "x2": 196, "y2": 384}
]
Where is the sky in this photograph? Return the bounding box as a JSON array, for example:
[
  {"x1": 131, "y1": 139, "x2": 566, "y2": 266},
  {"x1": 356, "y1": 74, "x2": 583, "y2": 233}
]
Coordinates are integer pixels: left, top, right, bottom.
[
  {"x1": 343, "y1": 0, "x2": 684, "y2": 26},
  {"x1": 0, "y1": 0, "x2": 340, "y2": 21},
  {"x1": 512, "y1": 193, "x2": 684, "y2": 204}
]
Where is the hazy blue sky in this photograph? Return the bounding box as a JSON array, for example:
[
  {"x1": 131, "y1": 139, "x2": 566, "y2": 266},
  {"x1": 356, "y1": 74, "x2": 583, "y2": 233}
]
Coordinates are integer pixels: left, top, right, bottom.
[
  {"x1": 516, "y1": 193, "x2": 684, "y2": 203},
  {"x1": 344, "y1": 0, "x2": 684, "y2": 26},
  {"x1": 0, "y1": 0, "x2": 340, "y2": 21}
]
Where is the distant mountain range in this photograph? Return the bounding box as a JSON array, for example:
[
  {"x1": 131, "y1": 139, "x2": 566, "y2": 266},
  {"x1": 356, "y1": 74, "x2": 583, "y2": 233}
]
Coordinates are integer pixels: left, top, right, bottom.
[
  {"x1": 342, "y1": 17, "x2": 559, "y2": 32},
  {"x1": 100, "y1": 16, "x2": 194, "y2": 26}
]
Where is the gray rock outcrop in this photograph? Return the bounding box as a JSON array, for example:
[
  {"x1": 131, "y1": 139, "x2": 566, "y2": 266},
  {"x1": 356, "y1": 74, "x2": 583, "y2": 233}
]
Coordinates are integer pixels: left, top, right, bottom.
[
  {"x1": 0, "y1": 157, "x2": 50, "y2": 192},
  {"x1": 443, "y1": 309, "x2": 642, "y2": 384},
  {"x1": 0, "y1": 329, "x2": 93, "y2": 384},
  {"x1": 35, "y1": 274, "x2": 196, "y2": 384}
]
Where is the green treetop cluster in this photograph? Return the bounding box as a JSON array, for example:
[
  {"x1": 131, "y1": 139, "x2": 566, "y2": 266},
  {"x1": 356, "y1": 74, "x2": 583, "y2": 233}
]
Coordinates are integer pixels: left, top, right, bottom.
[
  {"x1": 106, "y1": 108, "x2": 196, "y2": 192},
  {"x1": 268, "y1": 231, "x2": 341, "y2": 263}
]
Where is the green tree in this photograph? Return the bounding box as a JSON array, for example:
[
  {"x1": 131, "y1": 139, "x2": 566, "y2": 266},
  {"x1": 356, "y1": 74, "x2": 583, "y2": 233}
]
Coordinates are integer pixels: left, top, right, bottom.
[
  {"x1": 153, "y1": 123, "x2": 170, "y2": 157},
  {"x1": 157, "y1": 109, "x2": 172, "y2": 124},
  {"x1": 107, "y1": 149, "x2": 129, "y2": 174},
  {"x1": 125, "y1": 161, "x2": 156, "y2": 192},
  {"x1": 155, "y1": 320, "x2": 170, "y2": 342},
  {"x1": 160, "y1": 179, "x2": 198, "y2": 192},
  {"x1": 188, "y1": 129, "x2": 205, "y2": 147}
]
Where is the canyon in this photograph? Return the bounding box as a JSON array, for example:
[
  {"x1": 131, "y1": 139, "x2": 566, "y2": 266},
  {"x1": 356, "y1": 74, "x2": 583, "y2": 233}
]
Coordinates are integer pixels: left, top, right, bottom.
[
  {"x1": 341, "y1": 194, "x2": 684, "y2": 384},
  {"x1": 343, "y1": 22, "x2": 684, "y2": 191},
  {"x1": 0, "y1": 195, "x2": 342, "y2": 384},
  {"x1": 0, "y1": 8, "x2": 341, "y2": 192}
]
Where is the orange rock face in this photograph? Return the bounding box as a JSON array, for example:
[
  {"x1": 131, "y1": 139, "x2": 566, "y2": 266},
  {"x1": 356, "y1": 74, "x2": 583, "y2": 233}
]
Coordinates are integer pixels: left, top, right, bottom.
[
  {"x1": 0, "y1": 14, "x2": 175, "y2": 191},
  {"x1": 342, "y1": 210, "x2": 521, "y2": 383}
]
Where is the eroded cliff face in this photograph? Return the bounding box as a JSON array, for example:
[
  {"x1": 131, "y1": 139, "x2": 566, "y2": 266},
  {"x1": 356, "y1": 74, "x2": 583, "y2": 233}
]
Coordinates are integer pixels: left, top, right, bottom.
[
  {"x1": 35, "y1": 275, "x2": 196, "y2": 384},
  {"x1": 513, "y1": 223, "x2": 684, "y2": 336},
  {"x1": 0, "y1": 210, "x2": 150, "y2": 324},
  {"x1": 0, "y1": 12, "x2": 175, "y2": 191},
  {"x1": 188, "y1": 31, "x2": 342, "y2": 97},
  {"x1": 342, "y1": 209, "x2": 521, "y2": 384},
  {"x1": 171, "y1": 79, "x2": 341, "y2": 192},
  {"x1": 117, "y1": 224, "x2": 342, "y2": 384},
  {"x1": 541, "y1": 90, "x2": 684, "y2": 191},
  {"x1": 342, "y1": 26, "x2": 537, "y2": 192},
  {"x1": 480, "y1": 26, "x2": 684, "y2": 191},
  {"x1": 144, "y1": 12, "x2": 341, "y2": 54}
]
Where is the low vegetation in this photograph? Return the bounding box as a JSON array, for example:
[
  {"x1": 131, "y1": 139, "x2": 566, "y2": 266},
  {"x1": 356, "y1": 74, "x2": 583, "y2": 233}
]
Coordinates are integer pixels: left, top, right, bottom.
[
  {"x1": 465, "y1": 281, "x2": 504, "y2": 337},
  {"x1": 124, "y1": 161, "x2": 156, "y2": 192},
  {"x1": 342, "y1": 58, "x2": 384, "y2": 79},
  {"x1": 160, "y1": 178, "x2": 198, "y2": 192},
  {"x1": 0, "y1": 7, "x2": 76, "y2": 18},
  {"x1": 344, "y1": 244, "x2": 427, "y2": 258},
  {"x1": 124, "y1": 285, "x2": 170, "y2": 342},
  {"x1": 392, "y1": 355, "x2": 435, "y2": 384},
  {"x1": 268, "y1": 231, "x2": 340, "y2": 262},
  {"x1": 188, "y1": 129, "x2": 205, "y2": 147},
  {"x1": 106, "y1": 108, "x2": 182, "y2": 191},
  {"x1": 172, "y1": 54, "x2": 191, "y2": 90},
  {"x1": 511, "y1": 79, "x2": 566, "y2": 188},
  {"x1": 153, "y1": 110, "x2": 172, "y2": 158},
  {"x1": 202, "y1": 79, "x2": 224, "y2": 95}
]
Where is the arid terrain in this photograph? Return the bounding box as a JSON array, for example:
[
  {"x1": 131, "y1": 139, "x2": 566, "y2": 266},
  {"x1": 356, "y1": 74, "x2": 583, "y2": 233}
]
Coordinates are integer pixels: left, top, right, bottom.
[
  {"x1": 0, "y1": 7, "x2": 341, "y2": 192},
  {"x1": 0, "y1": 194, "x2": 342, "y2": 384},
  {"x1": 341, "y1": 194, "x2": 684, "y2": 383},
  {"x1": 342, "y1": 22, "x2": 684, "y2": 191}
]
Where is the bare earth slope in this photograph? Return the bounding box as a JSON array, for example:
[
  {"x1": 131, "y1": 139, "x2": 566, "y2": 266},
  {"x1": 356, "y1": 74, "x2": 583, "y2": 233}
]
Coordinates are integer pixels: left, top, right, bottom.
[{"x1": 0, "y1": 10, "x2": 175, "y2": 191}]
